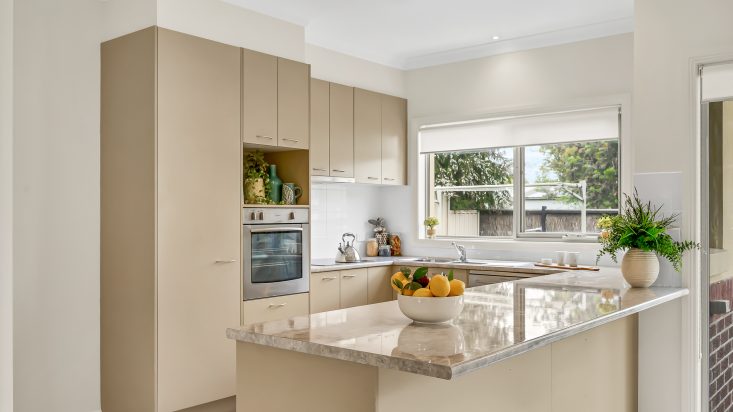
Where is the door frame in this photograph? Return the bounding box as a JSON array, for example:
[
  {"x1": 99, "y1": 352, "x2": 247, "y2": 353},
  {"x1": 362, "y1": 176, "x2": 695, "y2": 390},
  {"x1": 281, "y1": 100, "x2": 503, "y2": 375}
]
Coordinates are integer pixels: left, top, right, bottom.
[{"x1": 696, "y1": 56, "x2": 733, "y2": 412}]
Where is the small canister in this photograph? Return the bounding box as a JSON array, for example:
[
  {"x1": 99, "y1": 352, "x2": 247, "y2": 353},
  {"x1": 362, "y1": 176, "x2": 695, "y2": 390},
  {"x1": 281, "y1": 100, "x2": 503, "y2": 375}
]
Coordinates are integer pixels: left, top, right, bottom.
[
  {"x1": 389, "y1": 234, "x2": 401, "y2": 256},
  {"x1": 366, "y1": 238, "x2": 379, "y2": 257},
  {"x1": 378, "y1": 244, "x2": 391, "y2": 257}
]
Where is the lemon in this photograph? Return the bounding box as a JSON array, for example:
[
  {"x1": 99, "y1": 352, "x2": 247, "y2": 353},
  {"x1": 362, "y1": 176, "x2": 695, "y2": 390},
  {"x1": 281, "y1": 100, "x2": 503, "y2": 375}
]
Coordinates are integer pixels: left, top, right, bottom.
[
  {"x1": 402, "y1": 287, "x2": 414, "y2": 296},
  {"x1": 390, "y1": 272, "x2": 408, "y2": 292},
  {"x1": 448, "y1": 279, "x2": 465, "y2": 296},
  {"x1": 429, "y1": 274, "x2": 450, "y2": 297},
  {"x1": 413, "y1": 288, "x2": 433, "y2": 298}
]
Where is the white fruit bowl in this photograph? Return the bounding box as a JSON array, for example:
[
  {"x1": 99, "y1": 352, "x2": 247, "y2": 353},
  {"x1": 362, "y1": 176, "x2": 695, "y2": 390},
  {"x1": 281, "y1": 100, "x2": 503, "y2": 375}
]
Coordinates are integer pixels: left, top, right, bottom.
[{"x1": 397, "y1": 294, "x2": 465, "y2": 324}]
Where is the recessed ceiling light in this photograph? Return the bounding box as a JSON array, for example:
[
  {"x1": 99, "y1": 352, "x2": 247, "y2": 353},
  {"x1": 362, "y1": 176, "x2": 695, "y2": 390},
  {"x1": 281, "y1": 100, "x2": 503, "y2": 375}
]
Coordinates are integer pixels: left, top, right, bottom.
[{"x1": 492, "y1": 36, "x2": 500, "y2": 40}]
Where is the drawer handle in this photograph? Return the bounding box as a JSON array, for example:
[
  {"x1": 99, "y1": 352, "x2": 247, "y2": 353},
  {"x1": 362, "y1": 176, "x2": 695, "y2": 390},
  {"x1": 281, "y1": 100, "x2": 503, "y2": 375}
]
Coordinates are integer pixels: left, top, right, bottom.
[
  {"x1": 268, "y1": 303, "x2": 287, "y2": 309},
  {"x1": 332, "y1": 169, "x2": 345, "y2": 173},
  {"x1": 384, "y1": 177, "x2": 395, "y2": 181},
  {"x1": 215, "y1": 259, "x2": 237, "y2": 264},
  {"x1": 343, "y1": 275, "x2": 357, "y2": 278},
  {"x1": 322, "y1": 276, "x2": 338, "y2": 281},
  {"x1": 367, "y1": 177, "x2": 379, "y2": 180},
  {"x1": 312, "y1": 168, "x2": 327, "y2": 172},
  {"x1": 282, "y1": 138, "x2": 300, "y2": 143},
  {"x1": 256, "y1": 135, "x2": 274, "y2": 140}
]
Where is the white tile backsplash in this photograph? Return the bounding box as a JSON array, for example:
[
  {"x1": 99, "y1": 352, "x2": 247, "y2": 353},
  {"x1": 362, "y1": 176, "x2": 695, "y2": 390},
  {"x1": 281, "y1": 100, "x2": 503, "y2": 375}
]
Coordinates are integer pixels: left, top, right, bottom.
[{"x1": 311, "y1": 183, "x2": 385, "y2": 259}]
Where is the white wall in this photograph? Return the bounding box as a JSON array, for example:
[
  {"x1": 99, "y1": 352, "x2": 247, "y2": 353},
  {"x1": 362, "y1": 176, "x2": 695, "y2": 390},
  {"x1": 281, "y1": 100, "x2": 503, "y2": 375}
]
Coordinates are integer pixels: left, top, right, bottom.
[
  {"x1": 157, "y1": 0, "x2": 306, "y2": 61},
  {"x1": 306, "y1": 44, "x2": 406, "y2": 98},
  {"x1": 633, "y1": 1, "x2": 733, "y2": 410},
  {"x1": 385, "y1": 34, "x2": 633, "y2": 264},
  {"x1": 0, "y1": 0, "x2": 13, "y2": 410},
  {"x1": 311, "y1": 184, "x2": 386, "y2": 259}
]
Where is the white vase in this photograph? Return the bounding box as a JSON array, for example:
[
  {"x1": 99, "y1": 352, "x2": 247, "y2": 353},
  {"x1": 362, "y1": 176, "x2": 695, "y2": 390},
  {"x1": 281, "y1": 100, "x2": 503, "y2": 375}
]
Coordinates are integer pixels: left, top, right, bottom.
[{"x1": 621, "y1": 248, "x2": 660, "y2": 287}]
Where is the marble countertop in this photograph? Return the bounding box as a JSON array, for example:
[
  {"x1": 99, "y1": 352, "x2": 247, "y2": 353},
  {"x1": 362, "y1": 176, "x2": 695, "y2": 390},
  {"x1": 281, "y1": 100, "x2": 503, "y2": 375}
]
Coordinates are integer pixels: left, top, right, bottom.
[
  {"x1": 227, "y1": 268, "x2": 687, "y2": 380},
  {"x1": 311, "y1": 256, "x2": 557, "y2": 274}
]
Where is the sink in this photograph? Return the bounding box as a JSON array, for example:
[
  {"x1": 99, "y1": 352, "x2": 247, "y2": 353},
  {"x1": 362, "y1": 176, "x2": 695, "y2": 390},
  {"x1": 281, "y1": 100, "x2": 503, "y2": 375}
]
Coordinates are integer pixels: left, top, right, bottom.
[{"x1": 411, "y1": 257, "x2": 455, "y2": 263}]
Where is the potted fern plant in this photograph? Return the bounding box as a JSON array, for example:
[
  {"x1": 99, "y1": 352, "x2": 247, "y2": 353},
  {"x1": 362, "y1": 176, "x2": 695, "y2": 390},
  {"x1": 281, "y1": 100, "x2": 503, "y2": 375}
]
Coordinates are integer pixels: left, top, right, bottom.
[{"x1": 596, "y1": 190, "x2": 698, "y2": 287}]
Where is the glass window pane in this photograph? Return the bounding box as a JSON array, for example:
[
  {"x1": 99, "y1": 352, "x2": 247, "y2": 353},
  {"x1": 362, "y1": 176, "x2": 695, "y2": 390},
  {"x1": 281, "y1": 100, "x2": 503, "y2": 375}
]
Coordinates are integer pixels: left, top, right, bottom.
[
  {"x1": 522, "y1": 139, "x2": 619, "y2": 234},
  {"x1": 428, "y1": 148, "x2": 514, "y2": 237}
]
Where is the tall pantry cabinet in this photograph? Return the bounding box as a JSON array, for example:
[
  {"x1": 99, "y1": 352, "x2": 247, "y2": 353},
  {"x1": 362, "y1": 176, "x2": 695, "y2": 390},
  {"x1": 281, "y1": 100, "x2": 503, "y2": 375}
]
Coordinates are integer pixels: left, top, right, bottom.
[{"x1": 101, "y1": 27, "x2": 241, "y2": 412}]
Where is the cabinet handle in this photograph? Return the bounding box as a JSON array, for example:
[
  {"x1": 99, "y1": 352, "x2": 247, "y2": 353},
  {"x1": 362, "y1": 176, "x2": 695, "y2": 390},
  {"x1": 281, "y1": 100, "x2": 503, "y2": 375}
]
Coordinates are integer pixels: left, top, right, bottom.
[
  {"x1": 215, "y1": 259, "x2": 237, "y2": 264},
  {"x1": 384, "y1": 177, "x2": 396, "y2": 181},
  {"x1": 268, "y1": 303, "x2": 287, "y2": 309},
  {"x1": 367, "y1": 177, "x2": 379, "y2": 180},
  {"x1": 312, "y1": 168, "x2": 327, "y2": 172},
  {"x1": 256, "y1": 135, "x2": 274, "y2": 140},
  {"x1": 282, "y1": 138, "x2": 300, "y2": 143},
  {"x1": 343, "y1": 275, "x2": 357, "y2": 278},
  {"x1": 332, "y1": 169, "x2": 345, "y2": 173},
  {"x1": 322, "y1": 276, "x2": 338, "y2": 281}
]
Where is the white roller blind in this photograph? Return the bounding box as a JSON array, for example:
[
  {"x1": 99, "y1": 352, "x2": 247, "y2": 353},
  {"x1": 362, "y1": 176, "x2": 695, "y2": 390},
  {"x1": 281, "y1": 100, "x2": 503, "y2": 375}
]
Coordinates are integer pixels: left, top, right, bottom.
[
  {"x1": 419, "y1": 107, "x2": 620, "y2": 154},
  {"x1": 702, "y1": 63, "x2": 733, "y2": 102}
]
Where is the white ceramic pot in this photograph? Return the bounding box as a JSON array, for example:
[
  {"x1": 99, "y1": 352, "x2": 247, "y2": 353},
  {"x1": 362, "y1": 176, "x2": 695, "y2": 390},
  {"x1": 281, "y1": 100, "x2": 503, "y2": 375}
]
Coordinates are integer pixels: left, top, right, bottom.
[
  {"x1": 621, "y1": 248, "x2": 660, "y2": 287},
  {"x1": 397, "y1": 294, "x2": 464, "y2": 323}
]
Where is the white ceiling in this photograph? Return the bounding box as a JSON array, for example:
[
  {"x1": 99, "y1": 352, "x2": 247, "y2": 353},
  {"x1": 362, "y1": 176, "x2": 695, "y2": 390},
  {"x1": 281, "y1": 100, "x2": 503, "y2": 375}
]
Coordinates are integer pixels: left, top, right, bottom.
[{"x1": 224, "y1": 0, "x2": 634, "y2": 70}]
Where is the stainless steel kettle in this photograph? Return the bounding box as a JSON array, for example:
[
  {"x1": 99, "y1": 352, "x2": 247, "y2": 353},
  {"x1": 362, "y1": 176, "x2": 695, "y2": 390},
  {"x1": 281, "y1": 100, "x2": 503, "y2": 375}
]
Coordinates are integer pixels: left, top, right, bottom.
[{"x1": 340, "y1": 232, "x2": 361, "y2": 262}]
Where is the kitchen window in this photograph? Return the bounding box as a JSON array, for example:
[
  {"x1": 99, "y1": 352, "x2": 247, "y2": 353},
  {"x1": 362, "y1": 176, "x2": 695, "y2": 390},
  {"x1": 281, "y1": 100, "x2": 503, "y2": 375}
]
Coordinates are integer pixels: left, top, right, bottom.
[{"x1": 420, "y1": 106, "x2": 621, "y2": 240}]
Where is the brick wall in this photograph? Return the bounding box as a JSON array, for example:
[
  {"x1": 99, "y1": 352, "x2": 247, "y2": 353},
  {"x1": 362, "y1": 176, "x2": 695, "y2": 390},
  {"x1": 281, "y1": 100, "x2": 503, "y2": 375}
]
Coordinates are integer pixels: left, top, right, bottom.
[{"x1": 710, "y1": 277, "x2": 733, "y2": 411}]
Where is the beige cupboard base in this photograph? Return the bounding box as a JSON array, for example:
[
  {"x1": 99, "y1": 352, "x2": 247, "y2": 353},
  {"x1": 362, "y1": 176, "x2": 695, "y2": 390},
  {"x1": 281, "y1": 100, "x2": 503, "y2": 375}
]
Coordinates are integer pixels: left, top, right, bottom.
[{"x1": 235, "y1": 315, "x2": 637, "y2": 412}]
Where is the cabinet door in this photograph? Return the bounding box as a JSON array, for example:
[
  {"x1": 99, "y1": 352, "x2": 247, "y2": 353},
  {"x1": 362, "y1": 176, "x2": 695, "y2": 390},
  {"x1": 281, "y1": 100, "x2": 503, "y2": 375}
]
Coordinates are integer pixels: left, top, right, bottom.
[
  {"x1": 241, "y1": 293, "x2": 310, "y2": 324},
  {"x1": 310, "y1": 271, "x2": 341, "y2": 314},
  {"x1": 157, "y1": 29, "x2": 241, "y2": 412},
  {"x1": 242, "y1": 49, "x2": 277, "y2": 147},
  {"x1": 340, "y1": 268, "x2": 368, "y2": 308},
  {"x1": 427, "y1": 267, "x2": 467, "y2": 284},
  {"x1": 367, "y1": 266, "x2": 393, "y2": 304},
  {"x1": 354, "y1": 88, "x2": 382, "y2": 184},
  {"x1": 329, "y1": 83, "x2": 354, "y2": 178},
  {"x1": 381, "y1": 94, "x2": 407, "y2": 185},
  {"x1": 278, "y1": 58, "x2": 309, "y2": 149},
  {"x1": 310, "y1": 79, "x2": 330, "y2": 176}
]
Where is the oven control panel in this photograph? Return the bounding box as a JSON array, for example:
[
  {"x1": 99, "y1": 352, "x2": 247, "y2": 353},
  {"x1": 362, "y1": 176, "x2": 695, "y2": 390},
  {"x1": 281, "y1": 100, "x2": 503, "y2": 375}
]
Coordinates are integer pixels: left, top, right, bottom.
[{"x1": 242, "y1": 207, "x2": 309, "y2": 224}]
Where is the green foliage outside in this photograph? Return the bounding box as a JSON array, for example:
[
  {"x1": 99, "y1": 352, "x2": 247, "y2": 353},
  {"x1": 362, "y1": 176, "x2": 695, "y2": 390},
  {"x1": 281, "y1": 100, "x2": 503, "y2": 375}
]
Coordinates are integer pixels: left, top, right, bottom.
[
  {"x1": 433, "y1": 151, "x2": 512, "y2": 211},
  {"x1": 538, "y1": 140, "x2": 619, "y2": 209}
]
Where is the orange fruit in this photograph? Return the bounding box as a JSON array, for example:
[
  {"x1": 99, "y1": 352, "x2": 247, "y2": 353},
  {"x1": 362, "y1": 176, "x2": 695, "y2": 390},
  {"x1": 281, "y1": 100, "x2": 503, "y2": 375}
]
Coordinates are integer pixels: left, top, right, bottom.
[
  {"x1": 413, "y1": 288, "x2": 433, "y2": 297},
  {"x1": 448, "y1": 279, "x2": 465, "y2": 296},
  {"x1": 429, "y1": 275, "x2": 450, "y2": 297}
]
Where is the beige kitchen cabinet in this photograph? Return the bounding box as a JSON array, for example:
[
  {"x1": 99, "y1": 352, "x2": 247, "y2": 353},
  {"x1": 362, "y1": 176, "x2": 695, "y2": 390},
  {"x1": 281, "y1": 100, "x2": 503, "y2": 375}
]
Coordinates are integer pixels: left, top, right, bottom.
[
  {"x1": 242, "y1": 48, "x2": 278, "y2": 147},
  {"x1": 310, "y1": 78, "x2": 330, "y2": 176},
  {"x1": 367, "y1": 266, "x2": 394, "y2": 304},
  {"x1": 277, "y1": 57, "x2": 310, "y2": 149},
  {"x1": 329, "y1": 83, "x2": 355, "y2": 178},
  {"x1": 310, "y1": 271, "x2": 341, "y2": 313},
  {"x1": 354, "y1": 88, "x2": 383, "y2": 183},
  {"x1": 427, "y1": 267, "x2": 468, "y2": 284},
  {"x1": 340, "y1": 268, "x2": 369, "y2": 308},
  {"x1": 381, "y1": 94, "x2": 407, "y2": 185},
  {"x1": 102, "y1": 27, "x2": 241, "y2": 412},
  {"x1": 242, "y1": 293, "x2": 310, "y2": 325}
]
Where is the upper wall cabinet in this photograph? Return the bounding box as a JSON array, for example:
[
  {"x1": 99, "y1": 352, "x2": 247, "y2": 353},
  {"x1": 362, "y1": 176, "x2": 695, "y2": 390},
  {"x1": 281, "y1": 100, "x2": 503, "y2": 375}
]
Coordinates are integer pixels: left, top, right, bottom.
[
  {"x1": 242, "y1": 50, "x2": 310, "y2": 149},
  {"x1": 354, "y1": 88, "x2": 382, "y2": 183},
  {"x1": 310, "y1": 79, "x2": 330, "y2": 176},
  {"x1": 381, "y1": 94, "x2": 407, "y2": 185},
  {"x1": 277, "y1": 58, "x2": 310, "y2": 149},
  {"x1": 242, "y1": 49, "x2": 277, "y2": 147},
  {"x1": 329, "y1": 83, "x2": 355, "y2": 178}
]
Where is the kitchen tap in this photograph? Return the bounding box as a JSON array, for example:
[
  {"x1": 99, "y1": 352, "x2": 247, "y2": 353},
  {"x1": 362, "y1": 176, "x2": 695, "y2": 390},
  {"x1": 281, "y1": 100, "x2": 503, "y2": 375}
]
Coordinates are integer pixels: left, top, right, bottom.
[{"x1": 451, "y1": 242, "x2": 467, "y2": 263}]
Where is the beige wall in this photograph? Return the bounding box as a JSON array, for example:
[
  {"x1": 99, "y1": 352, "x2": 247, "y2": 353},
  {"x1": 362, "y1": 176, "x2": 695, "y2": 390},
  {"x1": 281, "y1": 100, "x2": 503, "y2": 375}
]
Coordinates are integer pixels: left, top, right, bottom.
[
  {"x1": 158, "y1": 0, "x2": 306, "y2": 61},
  {"x1": 384, "y1": 34, "x2": 634, "y2": 264},
  {"x1": 633, "y1": 0, "x2": 733, "y2": 410},
  {"x1": 306, "y1": 44, "x2": 406, "y2": 98},
  {"x1": 1, "y1": 0, "x2": 12, "y2": 409}
]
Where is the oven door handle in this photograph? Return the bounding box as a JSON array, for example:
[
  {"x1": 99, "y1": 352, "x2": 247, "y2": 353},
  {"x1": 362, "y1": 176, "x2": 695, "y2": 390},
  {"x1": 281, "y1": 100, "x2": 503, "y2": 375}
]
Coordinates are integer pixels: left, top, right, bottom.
[{"x1": 248, "y1": 227, "x2": 303, "y2": 234}]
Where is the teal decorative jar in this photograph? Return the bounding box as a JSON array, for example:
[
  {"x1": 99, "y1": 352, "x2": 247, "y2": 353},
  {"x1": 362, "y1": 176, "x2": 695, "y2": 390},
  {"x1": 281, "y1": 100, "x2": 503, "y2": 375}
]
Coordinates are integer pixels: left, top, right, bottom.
[{"x1": 268, "y1": 164, "x2": 283, "y2": 203}]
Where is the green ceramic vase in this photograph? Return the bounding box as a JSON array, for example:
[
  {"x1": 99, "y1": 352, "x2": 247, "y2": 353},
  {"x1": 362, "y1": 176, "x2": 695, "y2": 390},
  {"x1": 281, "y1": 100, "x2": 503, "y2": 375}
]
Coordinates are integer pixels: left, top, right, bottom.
[{"x1": 268, "y1": 164, "x2": 282, "y2": 202}]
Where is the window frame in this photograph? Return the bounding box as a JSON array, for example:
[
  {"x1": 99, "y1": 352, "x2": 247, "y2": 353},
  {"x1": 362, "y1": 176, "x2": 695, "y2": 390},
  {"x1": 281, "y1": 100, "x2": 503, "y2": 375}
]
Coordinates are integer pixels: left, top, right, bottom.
[{"x1": 419, "y1": 105, "x2": 624, "y2": 242}]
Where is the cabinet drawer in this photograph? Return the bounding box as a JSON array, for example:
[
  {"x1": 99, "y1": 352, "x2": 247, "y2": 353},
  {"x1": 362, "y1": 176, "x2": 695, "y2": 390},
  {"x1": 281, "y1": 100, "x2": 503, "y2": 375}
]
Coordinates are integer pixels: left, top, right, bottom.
[
  {"x1": 340, "y1": 268, "x2": 368, "y2": 308},
  {"x1": 310, "y1": 271, "x2": 341, "y2": 314},
  {"x1": 241, "y1": 293, "x2": 309, "y2": 325},
  {"x1": 367, "y1": 266, "x2": 393, "y2": 304}
]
